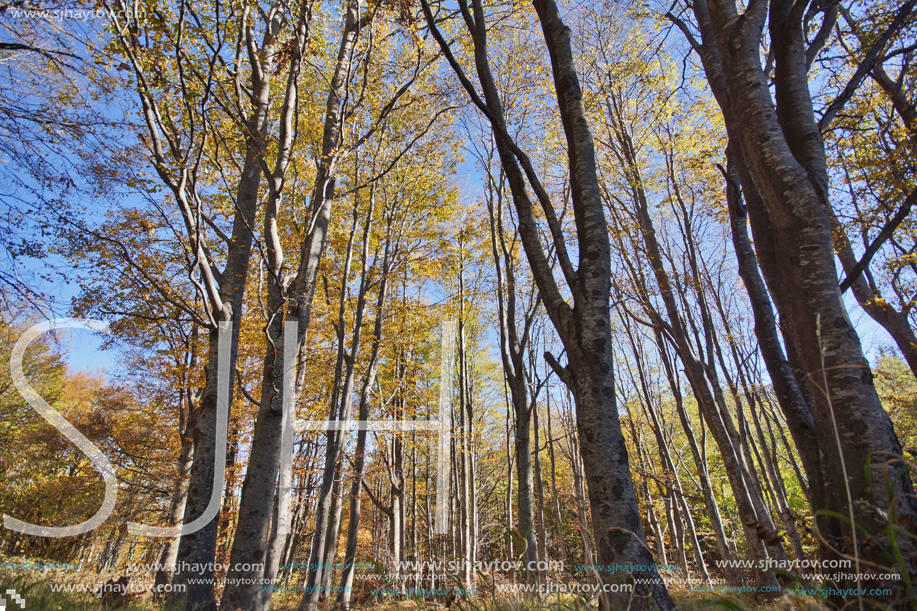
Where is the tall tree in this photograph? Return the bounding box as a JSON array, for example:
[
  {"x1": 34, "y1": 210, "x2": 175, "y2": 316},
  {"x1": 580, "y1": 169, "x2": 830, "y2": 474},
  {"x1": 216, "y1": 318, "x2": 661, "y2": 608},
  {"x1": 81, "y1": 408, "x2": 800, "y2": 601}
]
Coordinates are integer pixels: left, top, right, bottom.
[
  {"x1": 108, "y1": 0, "x2": 313, "y2": 605},
  {"x1": 420, "y1": 0, "x2": 675, "y2": 607},
  {"x1": 483, "y1": 155, "x2": 542, "y2": 576},
  {"x1": 667, "y1": 0, "x2": 917, "y2": 599}
]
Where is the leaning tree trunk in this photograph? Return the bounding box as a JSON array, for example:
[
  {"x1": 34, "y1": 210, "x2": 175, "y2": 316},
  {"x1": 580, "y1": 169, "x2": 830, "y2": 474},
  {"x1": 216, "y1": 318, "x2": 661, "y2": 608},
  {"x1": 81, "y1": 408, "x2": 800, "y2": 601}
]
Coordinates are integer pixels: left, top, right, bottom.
[
  {"x1": 654, "y1": 330, "x2": 739, "y2": 585},
  {"x1": 607, "y1": 98, "x2": 783, "y2": 587},
  {"x1": 337, "y1": 280, "x2": 388, "y2": 608},
  {"x1": 545, "y1": 387, "x2": 570, "y2": 568},
  {"x1": 622, "y1": 319, "x2": 711, "y2": 582},
  {"x1": 420, "y1": 0, "x2": 676, "y2": 605},
  {"x1": 679, "y1": 0, "x2": 917, "y2": 599},
  {"x1": 721, "y1": 147, "x2": 823, "y2": 515}
]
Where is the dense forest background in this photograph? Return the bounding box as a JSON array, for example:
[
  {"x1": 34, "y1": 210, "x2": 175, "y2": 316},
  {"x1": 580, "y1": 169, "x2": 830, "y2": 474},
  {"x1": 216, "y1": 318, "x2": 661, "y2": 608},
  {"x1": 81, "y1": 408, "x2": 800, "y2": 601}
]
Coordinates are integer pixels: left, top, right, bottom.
[{"x1": 0, "y1": 0, "x2": 916, "y2": 610}]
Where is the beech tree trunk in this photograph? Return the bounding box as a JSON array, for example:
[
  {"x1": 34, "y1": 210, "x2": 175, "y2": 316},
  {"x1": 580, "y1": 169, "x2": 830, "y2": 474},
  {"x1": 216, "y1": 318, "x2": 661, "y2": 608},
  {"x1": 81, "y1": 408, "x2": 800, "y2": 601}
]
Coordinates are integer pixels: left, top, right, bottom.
[
  {"x1": 484, "y1": 167, "x2": 540, "y2": 577},
  {"x1": 154, "y1": 415, "x2": 195, "y2": 587},
  {"x1": 220, "y1": 10, "x2": 314, "y2": 608},
  {"x1": 337, "y1": 234, "x2": 391, "y2": 610},
  {"x1": 420, "y1": 0, "x2": 676, "y2": 605},
  {"x1": 654, "y1": 331, "x2": 738, "y2": 584},
  {"x1": 605, "y1": 93, "x2": 784, "y2": 587},
  {"x1": 115, "y1": 3, "x2": 277, "y2": 607},
  {"x1": 721, "y1": 147, "x2": 823, "y2": 516},
  {"x1": 674, "y1": 0, "x2": 917, "y2": 598}
]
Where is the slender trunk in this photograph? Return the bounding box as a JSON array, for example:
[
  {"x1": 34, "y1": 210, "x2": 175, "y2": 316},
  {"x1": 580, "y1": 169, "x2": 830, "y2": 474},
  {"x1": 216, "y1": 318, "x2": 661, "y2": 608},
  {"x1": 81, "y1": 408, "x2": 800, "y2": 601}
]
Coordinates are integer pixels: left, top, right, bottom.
[
  {"x1": 532, "y1": 400, "x2": 548, "y2": 565},
  {"x1": 321, "y1": 475, "x2": 345, "y2": 597},
  {"x1": 515, "y1": 392, "x2": 537, "y2": 574},
  {"x1": 610, "y1": 105, "x2": 778, "y2": 584},
  {"x1": 154, "y1": 427, "x2": 195, "y2": 587},
  {"x1": 569, "y1": 430, "x2": 596, "y2": 572},
  {"x1": 655, "y1": 331, "x2": 737, "y2": 584},
  {"x1": 338, "y1": 251, "x2": 391, "y2": 609},
  {"x1": 457, "y1": 291, "x2": 472, "y2": 586},
  {"x1": 484, "y1": 178, "x2": 539, "y2": 577},
  {"x1": 545, "y1": 389, "x2": 569, "y2": 567},
  {"x1": 749, "y1": 394, "x2": 807, "y2": 563},
  {"x1": 722, "y1": 146, "x2": 822, "y2": 513},
  {"x1": 505, "y1": 382, "x2": 515, "y2": 568},
  {"x1": 834, "y1": 214, "x2": 917, "y2": 378}
]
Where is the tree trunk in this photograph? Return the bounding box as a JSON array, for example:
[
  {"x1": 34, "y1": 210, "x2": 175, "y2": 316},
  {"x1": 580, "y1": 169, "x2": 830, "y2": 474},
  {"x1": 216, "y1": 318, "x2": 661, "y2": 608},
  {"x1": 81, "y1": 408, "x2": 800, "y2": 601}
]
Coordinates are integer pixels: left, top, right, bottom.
[
  {"x1": 545, "y1": 387, "x2": 570, "y2": 568},
  {"x1": 337, "y1": 250, "x2": 391, "y2": 609},
  {"x1": 154, "y1": 421, "x2": 195, "y2": 587},
  {"x1": 682, "y1": 2, "x2": 917, "y2": 595},
  {"x1": 722, "y1": 145, "x2": 823, "y2": 514},
  {"x1": 420, "y1": 0, "x2": 676, "y2": 604},
  {"x1": 484, "y1": 168, "x2": 539, "y2": 579},
  {"x1": 655, "y1": 331, "x2": 738, "y2": 584},
  {"x1": 532, "y1": 399, "x2": 548, "y2": 565},
  {"x1": 607, "y1": 96, "x2": 781, "y2": 586}
]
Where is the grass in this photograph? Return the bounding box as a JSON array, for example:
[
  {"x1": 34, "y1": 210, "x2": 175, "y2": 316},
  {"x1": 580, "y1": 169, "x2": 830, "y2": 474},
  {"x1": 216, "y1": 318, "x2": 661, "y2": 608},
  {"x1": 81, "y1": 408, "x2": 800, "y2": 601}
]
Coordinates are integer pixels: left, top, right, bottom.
[
  {"x1": 0, "y1": 556, "x2": 187, "y2": 611},
  {"x1": 0, "y1": 556, "x2": 830, "y2": 611},
  {"x1": 0, "y1": 574, "x2": 187, "y2": 610}
]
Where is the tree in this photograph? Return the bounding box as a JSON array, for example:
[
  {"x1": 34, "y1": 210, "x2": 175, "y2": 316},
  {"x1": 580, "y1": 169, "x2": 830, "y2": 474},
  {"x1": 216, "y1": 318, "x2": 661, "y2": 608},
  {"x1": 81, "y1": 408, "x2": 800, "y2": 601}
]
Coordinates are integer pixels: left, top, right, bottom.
[
  {"x1": 420, "y1": 0, "x2": 675, "y2": 606},
  {"x1": 825, "y1": 5, "x2": 917, "y2": 377},
  {"x1": 108, "y1": 0, "x2": 315, "y2": 605},
  {"x1": 483, "y1": 149, "x2": 543, "y2": 578},
  {"x1": 667, "y1": 0, "x2": 917, "y2": 600}
]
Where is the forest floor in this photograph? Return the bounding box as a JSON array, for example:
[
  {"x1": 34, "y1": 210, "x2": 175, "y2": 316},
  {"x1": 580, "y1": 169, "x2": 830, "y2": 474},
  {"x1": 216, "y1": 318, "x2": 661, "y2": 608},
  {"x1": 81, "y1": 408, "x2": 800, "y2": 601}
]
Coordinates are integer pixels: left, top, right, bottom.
[{"x1": 0, "y1": 560, "x2": 829, "y2": 611}]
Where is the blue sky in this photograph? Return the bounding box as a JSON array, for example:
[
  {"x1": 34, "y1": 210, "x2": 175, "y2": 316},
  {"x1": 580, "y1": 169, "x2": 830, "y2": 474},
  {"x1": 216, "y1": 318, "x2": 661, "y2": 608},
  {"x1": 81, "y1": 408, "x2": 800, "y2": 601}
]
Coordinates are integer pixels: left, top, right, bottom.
[{"x1": 61, "y1": 325, "x2": 116, "y2": 374}]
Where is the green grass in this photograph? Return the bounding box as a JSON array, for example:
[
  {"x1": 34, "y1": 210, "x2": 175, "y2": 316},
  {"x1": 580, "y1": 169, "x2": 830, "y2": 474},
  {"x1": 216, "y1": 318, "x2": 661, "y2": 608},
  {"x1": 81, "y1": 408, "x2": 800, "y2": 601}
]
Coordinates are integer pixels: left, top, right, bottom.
[{"x1": 0, "y1": 572, "x2": 186, "y2": 611}]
